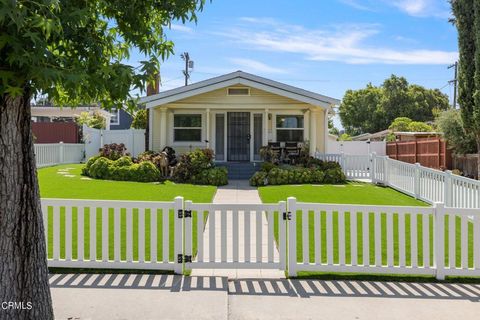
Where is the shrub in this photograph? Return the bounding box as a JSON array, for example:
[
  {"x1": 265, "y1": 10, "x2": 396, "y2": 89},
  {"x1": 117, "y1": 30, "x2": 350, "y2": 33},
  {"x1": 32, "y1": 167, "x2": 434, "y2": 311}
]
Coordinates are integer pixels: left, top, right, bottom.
[
  {"x1": 260, "y1": 162, "x2": 276, "y2": 173},
  {"x1": 114, "y1": 156, "x2": 133, "y2": 167},
  {"x1": 323, "y1": 167, "x2": 346, "y2": 184},
  {"x1": 82, "y1": 156, "x2": 160, "y2": 182},
  {"x1": 99, "y1": 143, "x2": 129, "y2": 160},
  {"x1": 250, "y1": 171, "x2": 268, "y2": 187},
  {"x1": 88, "y1": 157, "x2": 113, "y2": 179},
  {"x1": 250, "y1": 164, "x2": 341, "y2": 186},
  {"x1": 81, "y1": 155, "x2": 101, "y2": 176},
  {"x1": 191, "y1": 167, "x2": 228, "y2": 186},
  {"x1": 172, "y1": 148, "x2": 216, "y2": 183}
]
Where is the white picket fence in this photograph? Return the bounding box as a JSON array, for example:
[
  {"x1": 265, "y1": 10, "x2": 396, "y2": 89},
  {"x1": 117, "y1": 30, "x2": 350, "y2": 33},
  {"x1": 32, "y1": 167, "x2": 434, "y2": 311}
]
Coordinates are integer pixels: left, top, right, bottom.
[
  {"x1": 317, "y1": 152, "x2": 480, "y2": 209},
  {"x1": 41, "y1": 197, "x2": 480, "y2": 279},
  {"x1": 35, "y1": 143, "x2": 85, "y2": 168}
]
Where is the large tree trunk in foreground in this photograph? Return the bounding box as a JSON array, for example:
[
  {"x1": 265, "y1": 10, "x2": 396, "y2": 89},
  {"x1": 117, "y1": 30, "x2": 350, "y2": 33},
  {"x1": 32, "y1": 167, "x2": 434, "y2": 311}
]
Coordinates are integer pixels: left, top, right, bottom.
[{"x1": 0, "y1": 93, "x2": 53, "y2": 320}]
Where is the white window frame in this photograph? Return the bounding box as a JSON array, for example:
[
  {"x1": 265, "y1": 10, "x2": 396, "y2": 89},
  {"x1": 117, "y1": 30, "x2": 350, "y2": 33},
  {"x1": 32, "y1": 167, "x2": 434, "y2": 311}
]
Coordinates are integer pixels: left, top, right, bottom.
[
  {"x1": 173, "y1": 113, "x2": 203, "y2": 143},
  {"x1": 275, "y1": 114, "x2": 305, "y2": 142},
  {"x1": 110, "y1": 108, "x2": 120, "y2": 125}
]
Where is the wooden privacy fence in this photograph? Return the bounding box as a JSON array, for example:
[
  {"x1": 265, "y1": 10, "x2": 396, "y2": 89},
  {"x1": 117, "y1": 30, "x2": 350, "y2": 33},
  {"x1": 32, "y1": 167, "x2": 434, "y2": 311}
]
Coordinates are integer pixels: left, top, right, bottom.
[
  {"x1": 35, "y1": 143, "x2": 85, "y2": 168},
  {"x1": 452, "y1": 154, "x2": 478, "y2": 179},
  {"x1": 32, "y1": 122, "x2": 81, "y2": 143},
  {"x1": 387, "y1": 138, "x2": 452, "y2": 170},
  {"x1": 41, "y1": 197, "x2": 480, "y2": 279}
]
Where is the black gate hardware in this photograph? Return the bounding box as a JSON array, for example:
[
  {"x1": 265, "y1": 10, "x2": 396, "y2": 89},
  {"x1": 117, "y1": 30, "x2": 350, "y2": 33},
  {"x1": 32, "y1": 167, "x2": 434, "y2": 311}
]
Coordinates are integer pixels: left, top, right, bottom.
[
  {"x1": 283, "y1": 211, "x2": 292, "y2": 221},
  {"x1": 177, "y1": 254, "x2": 192, "y2": 263},
  {"x1": 178, "y1": 209, "x2": 192, "y2": 218}
]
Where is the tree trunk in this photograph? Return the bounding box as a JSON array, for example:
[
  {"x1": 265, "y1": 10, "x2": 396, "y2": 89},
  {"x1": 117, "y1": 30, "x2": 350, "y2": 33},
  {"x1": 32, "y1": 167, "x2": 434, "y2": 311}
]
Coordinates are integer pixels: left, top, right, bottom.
[{"x1": 0, "y1": 93, "x2": 53, "y2": 319}]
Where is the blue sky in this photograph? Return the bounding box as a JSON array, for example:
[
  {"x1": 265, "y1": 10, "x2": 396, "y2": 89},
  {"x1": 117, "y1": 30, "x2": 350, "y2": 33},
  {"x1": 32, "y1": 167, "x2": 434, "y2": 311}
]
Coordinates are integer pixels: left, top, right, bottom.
[{"x1": 132, "y1": 0, "x2": 458, "y2": 127}]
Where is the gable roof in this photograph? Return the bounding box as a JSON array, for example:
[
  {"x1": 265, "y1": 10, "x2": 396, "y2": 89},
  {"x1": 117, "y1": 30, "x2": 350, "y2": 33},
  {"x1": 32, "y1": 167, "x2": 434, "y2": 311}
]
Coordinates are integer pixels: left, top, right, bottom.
[{"x1": 140, "y1": 71, "x2": 340, "y2": 109}]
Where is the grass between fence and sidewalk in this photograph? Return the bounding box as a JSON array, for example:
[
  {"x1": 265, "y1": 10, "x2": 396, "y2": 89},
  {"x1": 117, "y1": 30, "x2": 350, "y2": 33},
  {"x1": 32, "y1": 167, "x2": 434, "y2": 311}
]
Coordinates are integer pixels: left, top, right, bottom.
[
  {"x1": 39, "y1": 164, "x2": 216, "y2": 262},
  {"x1": 259, "y1": 182, "x2": 477, "y2": 276}
]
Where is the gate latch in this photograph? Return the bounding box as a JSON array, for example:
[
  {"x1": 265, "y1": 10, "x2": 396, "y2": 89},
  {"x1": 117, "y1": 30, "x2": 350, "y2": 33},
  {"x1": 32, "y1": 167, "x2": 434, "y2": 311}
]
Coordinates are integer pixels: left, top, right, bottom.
[
  {"x1": 178, "y1": 209, "x2": 192, "y2": 218},
  {"x1": 177, "y1": 254, "x2": 192, "y2": 263},
  {"x1": 283, "y1": 211, "x2": 292, "y2": 221}
]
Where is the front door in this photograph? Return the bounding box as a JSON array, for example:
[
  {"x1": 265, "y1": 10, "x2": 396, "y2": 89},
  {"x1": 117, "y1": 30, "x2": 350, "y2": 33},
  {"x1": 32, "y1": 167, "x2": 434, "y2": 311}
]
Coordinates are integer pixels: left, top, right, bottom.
[{"x1": 227, "y1": 112, "x2": 250, "y2": 161}]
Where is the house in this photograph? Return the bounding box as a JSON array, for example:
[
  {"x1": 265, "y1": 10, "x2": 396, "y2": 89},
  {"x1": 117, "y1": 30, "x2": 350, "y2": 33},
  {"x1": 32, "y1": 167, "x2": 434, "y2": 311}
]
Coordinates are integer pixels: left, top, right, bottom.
[
  {"x1": 352, "y1": 130, "x2": 442, "y2": 142},
  {"x1": 140, "y1": 71, "x2": 340, "y2": 161},
  {"x1": 31, "y1": 103, "x2": 134, "y2": 130}
]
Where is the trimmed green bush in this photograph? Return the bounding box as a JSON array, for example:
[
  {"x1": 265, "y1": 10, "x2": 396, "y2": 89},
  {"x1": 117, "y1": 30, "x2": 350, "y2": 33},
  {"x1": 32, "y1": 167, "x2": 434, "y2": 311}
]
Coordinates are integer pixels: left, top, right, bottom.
[
  {"x1": 249, "y1": 161, "x2": 345, "y2": 186},
  {"x1": 82, "y1": 156, "x2": 160, "y2": 182},
  {"x1": 191, "y1": 167, "x2": 228, "y2": 186}
]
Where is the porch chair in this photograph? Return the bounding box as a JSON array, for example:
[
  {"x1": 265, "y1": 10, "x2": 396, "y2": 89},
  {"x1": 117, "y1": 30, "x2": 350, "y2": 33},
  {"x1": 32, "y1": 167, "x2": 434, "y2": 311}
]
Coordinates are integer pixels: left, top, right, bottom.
[{"x1": 285, "y1": 142, "x2": 300, "y2": 164}]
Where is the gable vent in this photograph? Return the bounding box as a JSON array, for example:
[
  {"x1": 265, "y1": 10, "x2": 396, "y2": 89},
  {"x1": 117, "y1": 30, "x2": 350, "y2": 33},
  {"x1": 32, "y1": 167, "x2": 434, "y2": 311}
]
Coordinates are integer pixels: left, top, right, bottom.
[{"x1": 227, "y1": 87, "x2": 250, "y2": 96}]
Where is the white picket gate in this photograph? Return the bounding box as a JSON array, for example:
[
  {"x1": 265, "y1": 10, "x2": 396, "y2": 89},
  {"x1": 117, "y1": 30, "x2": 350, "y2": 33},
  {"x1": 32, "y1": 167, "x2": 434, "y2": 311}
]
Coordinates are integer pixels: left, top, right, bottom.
[{"x1": 183, "y1": 202, "x2": 286, "y2": 269}]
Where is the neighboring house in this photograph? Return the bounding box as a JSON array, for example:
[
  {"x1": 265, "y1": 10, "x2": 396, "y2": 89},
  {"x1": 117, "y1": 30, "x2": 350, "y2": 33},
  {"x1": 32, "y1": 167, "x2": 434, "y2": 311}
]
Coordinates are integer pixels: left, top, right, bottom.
[
  {"x1": 31, "y1": 103, "x2": 134, "y2": 130},
  {"x1": 140, "y1": 71, "x2": 340, "y2": 161},
  {"x1": 107, "y1": 108, "x2": 134, "y2": 130}
]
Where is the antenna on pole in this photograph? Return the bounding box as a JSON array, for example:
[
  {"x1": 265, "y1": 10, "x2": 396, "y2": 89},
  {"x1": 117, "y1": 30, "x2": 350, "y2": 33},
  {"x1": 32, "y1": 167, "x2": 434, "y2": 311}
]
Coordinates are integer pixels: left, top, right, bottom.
[
  {"x1": 448, "y1": 61, "x2": 458, "y2": 109},
  {"x1": 181, "y1": 52, "x2": 194, "y2": 86}
]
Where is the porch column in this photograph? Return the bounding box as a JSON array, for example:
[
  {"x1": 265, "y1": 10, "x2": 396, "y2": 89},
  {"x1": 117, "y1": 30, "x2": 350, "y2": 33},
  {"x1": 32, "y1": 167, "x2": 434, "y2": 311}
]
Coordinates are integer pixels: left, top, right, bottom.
[
  {"x1": 324, "y1": 108, "x2": 329, "y2": 154},
  {"x1": 263, "y1": 108, "x2": 269, "y2": 145},
  {"x1": 310, "y1": 110, "x2": 317, "y2": 156},
  {"x1": 205, "y1": 108, "x2": 210, "y2": 148},
  {"x1": 159, "y1": 107, "x2": 167, "y2": 149}
]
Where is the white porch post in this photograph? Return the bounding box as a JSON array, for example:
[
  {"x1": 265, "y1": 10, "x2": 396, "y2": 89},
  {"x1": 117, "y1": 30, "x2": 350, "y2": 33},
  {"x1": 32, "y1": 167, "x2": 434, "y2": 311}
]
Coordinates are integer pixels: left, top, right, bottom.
[
  {"x1": 206, "y1": 108, "x2": 210, "y2": 148},
  {"x1": 263, "y1": 108, "x2": 269, "y2": 145},
  {"x1": 148, "y1": 108, "x2": 153, "y2": 150},
  {"x1": 310, "y1": 110, "x2": 317, "y2": 156},
  {"x1": 324, "y1": 109, "x2": 329, "y2": 154},
  {"x1": 159, "y1": 107, "x2": 167, "y2": 149}
]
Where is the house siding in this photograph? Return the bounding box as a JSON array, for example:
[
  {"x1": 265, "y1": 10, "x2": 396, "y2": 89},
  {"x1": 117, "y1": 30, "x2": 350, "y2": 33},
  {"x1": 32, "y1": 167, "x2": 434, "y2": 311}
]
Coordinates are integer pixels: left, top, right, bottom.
[{"x1": 149, "y1": 85, "x2": 327, "y2": 155}]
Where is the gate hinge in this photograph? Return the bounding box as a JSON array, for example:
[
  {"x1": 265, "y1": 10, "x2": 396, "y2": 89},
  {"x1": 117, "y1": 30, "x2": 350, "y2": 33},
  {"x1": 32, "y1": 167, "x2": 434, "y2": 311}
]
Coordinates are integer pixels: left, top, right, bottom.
[
  {"x1": 283, "y1": 211, "x2": 292, "y2": 221},
  {"x1": 178, "y1": 209, "x2": 192, "y2": 218},
  {"x1": 177, "y1": 254, "x2": 192, "y2": 263}
]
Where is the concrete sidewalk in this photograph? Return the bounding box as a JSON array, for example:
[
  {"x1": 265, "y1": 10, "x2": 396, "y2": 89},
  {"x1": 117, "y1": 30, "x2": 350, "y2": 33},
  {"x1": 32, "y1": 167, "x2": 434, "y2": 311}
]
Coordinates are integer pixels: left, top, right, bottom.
[
  {"x1": 191, "y1": 180, "x2": 284, "y2": 279},
  {"x1": 50, "y1": 273, "x2": 480, "y2": 320}
]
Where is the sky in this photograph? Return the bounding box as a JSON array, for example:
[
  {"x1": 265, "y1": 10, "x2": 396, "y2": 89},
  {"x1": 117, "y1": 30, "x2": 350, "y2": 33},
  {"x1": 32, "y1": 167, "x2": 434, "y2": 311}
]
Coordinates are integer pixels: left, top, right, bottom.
[{"x1": 130, "y1": 0, "x2": 458, "y2": 128}]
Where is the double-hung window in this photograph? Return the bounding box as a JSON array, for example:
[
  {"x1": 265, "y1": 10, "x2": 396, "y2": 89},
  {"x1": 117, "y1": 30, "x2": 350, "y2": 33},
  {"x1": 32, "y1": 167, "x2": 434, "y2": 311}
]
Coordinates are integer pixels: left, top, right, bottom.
[
  {"x1": 276, "y1": 115, "x2": 304, "y2": 142},
  {"x1": 173, "y1": 114, "x2": 202, "y2": 142}
]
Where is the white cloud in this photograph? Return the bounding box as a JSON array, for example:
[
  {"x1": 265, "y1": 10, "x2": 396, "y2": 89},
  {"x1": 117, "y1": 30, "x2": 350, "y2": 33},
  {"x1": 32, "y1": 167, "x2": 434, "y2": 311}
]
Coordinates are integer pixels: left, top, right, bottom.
[
  {"x1": 388, "y1": 0, "x2": 450, "y2": 18},
  {"x1": 220, "y1": 18, "x2": 457, "y2": 65},
  {"x1": 228, "y1": 58, "x2": 287, "y2": 74},
  {"x1": 338, "y1": 0, "x2": 375, "y2": 11},
  {"x1": 170, "y1": 24, "x2": 193, "y2": 33}
]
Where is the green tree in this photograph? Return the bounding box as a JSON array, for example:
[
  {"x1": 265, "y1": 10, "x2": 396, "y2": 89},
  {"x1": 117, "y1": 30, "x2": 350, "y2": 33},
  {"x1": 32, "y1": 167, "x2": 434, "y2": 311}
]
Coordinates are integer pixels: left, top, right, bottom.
[
  {"x1": 389, "y1": 117, "x2": 433, "y2": 132},
  {"x1": 131, "y1": 109, "x2": 147, "y2": 129},
  {"x1": 75, "y1": 111, "x2": 107, "y2": 129},
  {"x1": 451, "y1": 0, "x2": 480, "y2": 169},
  {"x1": 436, "y1": 109, "x2": 476, "y2": 154},
  {"x1": 338, "y1": 133, "x2": 353, "y2": 141},
  {"x1": 339, "y1": 75, "x2": 449, "y2": 135},
  {"x1": 0, "y1": 1, "x2": 206, "y2": 319}
]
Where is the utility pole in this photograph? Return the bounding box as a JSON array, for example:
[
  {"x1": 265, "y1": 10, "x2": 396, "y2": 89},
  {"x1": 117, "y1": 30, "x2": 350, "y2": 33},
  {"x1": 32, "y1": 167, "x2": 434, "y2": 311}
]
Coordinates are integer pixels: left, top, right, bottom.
[
  {"x1": 181, "y1": 52, "x2": 194, "y2": 86},
  {"x1": 448, "y1": 61, "x2": 458, "y2": 109}
]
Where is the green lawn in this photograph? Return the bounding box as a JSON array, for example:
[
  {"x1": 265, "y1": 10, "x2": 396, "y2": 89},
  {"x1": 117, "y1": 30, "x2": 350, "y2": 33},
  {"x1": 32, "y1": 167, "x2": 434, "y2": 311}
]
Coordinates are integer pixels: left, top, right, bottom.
[
  {"x1": 259, "y1": 182, "x2": 474, "y2": 271},
  {"x1": 39, "y1": 164, "x2": 216, "y2": 262}
]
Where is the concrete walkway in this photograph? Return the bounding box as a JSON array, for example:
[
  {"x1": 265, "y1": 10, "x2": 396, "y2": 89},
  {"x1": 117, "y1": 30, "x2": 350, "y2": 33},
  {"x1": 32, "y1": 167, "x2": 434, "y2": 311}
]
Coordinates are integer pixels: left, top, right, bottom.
[
  {"x1": 191, "y1": 180, "x2": 284, "y2": 279},
  {"x1": 50, "y1": 273, "x2": 480, "y2": 320}
]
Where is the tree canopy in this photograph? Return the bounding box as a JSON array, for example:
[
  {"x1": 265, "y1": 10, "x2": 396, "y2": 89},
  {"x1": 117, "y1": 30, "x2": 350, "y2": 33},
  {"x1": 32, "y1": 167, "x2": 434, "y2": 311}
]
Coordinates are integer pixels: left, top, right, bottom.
[
  {"x1": 1, "y1": 0, "x2": 206, "y2": 109},
  {"x1": 339, "y1": 75, "x2": 449, "y2": 136}
]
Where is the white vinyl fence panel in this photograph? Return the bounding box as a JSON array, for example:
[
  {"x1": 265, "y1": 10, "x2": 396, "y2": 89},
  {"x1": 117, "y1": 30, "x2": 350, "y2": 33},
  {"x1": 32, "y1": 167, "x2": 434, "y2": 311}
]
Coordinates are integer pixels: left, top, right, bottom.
[
  {"x1": 327, "y1": 140, "x2": 386, "y2": 156},
  {"x1": 318, "y1": 152, "x2": 480, "y2": 209},
  {"x1": 42, "y1": 197, "x2": 181, "y2": 273},
  {"x1": 83, "y1": 125, "x2": 145, "y2": 159},
  {"x1": 35, "y1": 143, "x2": 85, "y2": 168}
]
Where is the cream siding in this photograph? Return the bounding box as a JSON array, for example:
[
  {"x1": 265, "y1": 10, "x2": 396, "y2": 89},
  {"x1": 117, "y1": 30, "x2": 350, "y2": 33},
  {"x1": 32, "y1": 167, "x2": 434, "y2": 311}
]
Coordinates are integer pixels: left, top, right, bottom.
[{"x1": 149, "y1": 85, "x2": 328, "y2": 156}]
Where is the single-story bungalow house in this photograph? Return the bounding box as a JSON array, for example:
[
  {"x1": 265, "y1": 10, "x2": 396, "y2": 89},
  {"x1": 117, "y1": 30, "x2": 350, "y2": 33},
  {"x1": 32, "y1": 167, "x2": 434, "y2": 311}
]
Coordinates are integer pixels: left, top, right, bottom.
[{"x1": 140, "y1": 71, "x2": 340, "y2": 162}]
